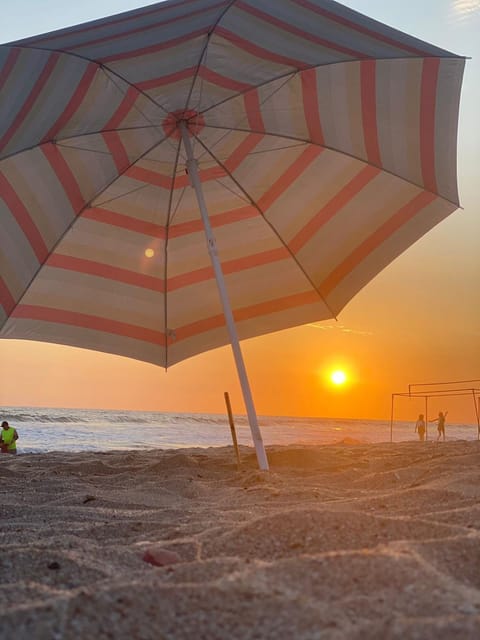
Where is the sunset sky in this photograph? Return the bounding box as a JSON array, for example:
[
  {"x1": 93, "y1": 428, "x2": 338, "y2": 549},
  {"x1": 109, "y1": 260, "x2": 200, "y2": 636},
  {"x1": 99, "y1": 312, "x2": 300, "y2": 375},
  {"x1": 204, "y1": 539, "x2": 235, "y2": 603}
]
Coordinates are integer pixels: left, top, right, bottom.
[{"x1": 1, "y1": 0, "x2": 479, "y2": 422}]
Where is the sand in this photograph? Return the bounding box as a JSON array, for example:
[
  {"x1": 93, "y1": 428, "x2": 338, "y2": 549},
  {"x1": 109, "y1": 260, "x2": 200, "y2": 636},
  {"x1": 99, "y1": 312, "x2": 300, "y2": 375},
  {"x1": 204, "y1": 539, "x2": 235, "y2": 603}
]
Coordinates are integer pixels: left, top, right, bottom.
[{"x1": 1, "y1": 440, "x2": 479, "y2": 639}]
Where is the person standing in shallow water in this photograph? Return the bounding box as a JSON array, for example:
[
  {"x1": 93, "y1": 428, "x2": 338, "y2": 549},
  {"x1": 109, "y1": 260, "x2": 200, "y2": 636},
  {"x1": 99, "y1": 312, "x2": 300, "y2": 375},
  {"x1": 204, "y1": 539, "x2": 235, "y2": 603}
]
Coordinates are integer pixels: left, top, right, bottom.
[
  {"x1": 415, "y1": 414, "x2": 426, "y2": 441},
  {"x1": 430, "y1": 411, "x2": 448, "y2": 442},
  {"x1": 0, "y1": 421, "x2": 19, "y2": 454}
]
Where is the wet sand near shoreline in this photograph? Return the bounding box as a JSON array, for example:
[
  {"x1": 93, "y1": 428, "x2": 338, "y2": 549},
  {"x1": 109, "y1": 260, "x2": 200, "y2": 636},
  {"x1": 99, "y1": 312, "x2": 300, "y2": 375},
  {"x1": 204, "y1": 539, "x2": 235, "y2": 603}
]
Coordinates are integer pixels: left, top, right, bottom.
[{"x1": 1, "y1": 440, "x2": 479, "y2": 639}]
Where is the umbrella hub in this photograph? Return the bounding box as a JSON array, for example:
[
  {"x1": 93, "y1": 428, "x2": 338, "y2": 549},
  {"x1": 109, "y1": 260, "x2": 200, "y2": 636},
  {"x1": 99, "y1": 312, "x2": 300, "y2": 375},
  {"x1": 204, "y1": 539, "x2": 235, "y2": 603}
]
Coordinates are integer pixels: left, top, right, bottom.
[{"x1": 162, "y1": 109, "x2": 205, "y2": 140}]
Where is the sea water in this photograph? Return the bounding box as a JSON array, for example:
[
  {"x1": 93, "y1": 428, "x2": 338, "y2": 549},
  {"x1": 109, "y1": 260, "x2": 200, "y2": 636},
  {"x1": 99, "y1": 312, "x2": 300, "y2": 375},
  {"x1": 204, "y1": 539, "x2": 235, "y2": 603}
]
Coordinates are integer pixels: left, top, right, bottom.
[{"x1": 0, "y1": 406, "x2": 478, "y2": 454}]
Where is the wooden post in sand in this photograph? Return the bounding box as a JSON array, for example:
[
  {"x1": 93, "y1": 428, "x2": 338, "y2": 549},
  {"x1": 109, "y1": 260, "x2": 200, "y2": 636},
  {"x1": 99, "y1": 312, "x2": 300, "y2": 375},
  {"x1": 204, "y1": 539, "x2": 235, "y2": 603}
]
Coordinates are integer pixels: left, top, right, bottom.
[
  {"x1": 390, "y1": 394, "x2": 394, "y2": 443},
  {"x1": 472, "y1": 390, "x2": 480, "y2": 440},
  {"x1": 478, "y1": 396, "x2": 480, "y2": 440},
  {"x1": 425, "y1": 396, "x2": 428, "y2": 441},
  {"x1": 224, "y1": 392, "x2": 241, "y2": 469}
]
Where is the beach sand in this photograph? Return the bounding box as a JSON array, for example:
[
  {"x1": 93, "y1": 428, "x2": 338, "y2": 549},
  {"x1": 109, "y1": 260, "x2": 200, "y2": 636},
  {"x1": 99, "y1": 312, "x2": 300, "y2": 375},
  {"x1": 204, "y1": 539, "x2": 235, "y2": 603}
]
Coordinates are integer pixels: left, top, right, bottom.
[{"x1": 1, "y1": 440, "x2": 479, "y2": 639}]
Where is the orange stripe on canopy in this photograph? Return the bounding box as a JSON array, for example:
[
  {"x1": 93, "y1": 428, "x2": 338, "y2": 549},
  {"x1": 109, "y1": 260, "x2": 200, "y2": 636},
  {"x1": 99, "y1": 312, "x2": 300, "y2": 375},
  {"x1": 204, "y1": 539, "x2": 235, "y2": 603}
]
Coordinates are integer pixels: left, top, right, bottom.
[
  {"x1": 289, "y1": 165, "x2": 381, "y2": 253},
  {"x1": 320, "y1": 190, "x2": 437, "y2": 295},
  {"x1": 0, "y1": 277, "x2": 16, "y2": 315},
  {"x1": 12, "y1": 304, "x2": 167, "y2": 346},
  {"x1": 420, "y1": 58, "x2": 440, "y2": 194},
  {"x1": 0, "y1": 52, "x2": 60, "y2": 152},
  {"x1": 0, "y1": 172, "x2": 49, "y2": 262}
]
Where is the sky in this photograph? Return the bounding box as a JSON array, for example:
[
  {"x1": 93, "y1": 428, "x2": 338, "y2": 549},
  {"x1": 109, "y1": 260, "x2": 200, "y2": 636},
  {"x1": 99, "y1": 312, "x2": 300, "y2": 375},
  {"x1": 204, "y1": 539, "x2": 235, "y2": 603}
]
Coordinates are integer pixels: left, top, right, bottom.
[{"x1": 0, "y1": 0, "x2": 479, "y2": 422}]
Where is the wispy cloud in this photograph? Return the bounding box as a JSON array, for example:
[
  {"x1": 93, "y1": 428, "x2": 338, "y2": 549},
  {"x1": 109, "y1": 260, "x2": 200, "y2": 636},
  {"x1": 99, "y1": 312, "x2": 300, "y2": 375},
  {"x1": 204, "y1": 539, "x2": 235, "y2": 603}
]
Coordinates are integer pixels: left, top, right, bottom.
[
  {"x1": 306, "y1": 322, "x2": 373, "y2": 336},
  {"x1": 451, "y1": 0, "x2": 480, "y2": 21}
]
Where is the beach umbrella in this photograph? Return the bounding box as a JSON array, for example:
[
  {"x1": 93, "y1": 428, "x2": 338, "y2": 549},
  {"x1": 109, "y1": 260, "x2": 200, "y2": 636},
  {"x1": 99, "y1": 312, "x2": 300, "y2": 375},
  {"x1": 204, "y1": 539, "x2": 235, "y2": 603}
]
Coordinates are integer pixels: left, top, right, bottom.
[{"x1": 0, "y1": 0, "x2": 464, "y2": 469}]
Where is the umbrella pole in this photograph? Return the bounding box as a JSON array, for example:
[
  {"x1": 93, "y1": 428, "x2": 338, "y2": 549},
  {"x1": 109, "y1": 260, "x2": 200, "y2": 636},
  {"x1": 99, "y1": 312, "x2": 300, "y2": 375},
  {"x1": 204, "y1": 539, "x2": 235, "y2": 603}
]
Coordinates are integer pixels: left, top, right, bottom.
[{"x1": 179, "y1": 123, "x2": 269, "y2": 471}]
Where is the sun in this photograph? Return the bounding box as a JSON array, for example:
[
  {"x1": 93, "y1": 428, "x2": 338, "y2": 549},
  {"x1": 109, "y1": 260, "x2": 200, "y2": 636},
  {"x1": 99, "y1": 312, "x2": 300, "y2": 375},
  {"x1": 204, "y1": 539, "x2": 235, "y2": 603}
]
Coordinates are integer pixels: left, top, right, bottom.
[{"x1": 330, "y1": 370, "x2": 347, "y2": 385}]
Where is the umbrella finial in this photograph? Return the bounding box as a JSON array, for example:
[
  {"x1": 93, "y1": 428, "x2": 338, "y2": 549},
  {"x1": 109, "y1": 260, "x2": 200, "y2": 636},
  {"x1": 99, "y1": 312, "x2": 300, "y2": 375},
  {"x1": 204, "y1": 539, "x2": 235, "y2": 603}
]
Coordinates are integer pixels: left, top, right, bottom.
[{"x1": 162, "y1": 110, "x2": 205, "y2": 140}]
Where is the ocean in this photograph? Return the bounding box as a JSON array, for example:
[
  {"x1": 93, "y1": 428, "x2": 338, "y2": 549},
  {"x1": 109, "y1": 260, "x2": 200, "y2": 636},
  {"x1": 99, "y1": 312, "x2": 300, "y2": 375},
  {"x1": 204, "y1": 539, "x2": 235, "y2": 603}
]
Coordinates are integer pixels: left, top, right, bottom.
[{"x1": 0, "y1": 406, "x2": 478, "y2": 454}]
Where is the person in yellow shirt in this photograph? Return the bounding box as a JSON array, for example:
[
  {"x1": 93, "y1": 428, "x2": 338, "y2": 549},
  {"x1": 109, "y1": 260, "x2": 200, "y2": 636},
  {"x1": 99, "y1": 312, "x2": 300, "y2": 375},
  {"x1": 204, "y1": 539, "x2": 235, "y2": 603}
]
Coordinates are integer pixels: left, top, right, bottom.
[{"x1": 0, "y1": 421, "x2": 18, "y2": 454}]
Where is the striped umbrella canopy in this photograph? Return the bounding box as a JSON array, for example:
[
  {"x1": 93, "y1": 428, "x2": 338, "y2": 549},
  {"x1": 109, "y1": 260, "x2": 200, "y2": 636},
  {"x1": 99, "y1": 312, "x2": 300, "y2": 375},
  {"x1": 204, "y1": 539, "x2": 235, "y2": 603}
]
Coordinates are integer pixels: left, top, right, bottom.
[{"x1": 0, "y1": 0, "x2": 464, "y2": 467}]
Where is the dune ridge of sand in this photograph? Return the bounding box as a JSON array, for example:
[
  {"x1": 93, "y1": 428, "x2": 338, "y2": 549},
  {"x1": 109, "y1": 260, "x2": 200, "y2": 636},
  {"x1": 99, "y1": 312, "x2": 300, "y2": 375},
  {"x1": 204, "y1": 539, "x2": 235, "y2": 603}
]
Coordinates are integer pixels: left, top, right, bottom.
[{"x1": 1, "y1": 440, "x2": 479, "y2": 639}]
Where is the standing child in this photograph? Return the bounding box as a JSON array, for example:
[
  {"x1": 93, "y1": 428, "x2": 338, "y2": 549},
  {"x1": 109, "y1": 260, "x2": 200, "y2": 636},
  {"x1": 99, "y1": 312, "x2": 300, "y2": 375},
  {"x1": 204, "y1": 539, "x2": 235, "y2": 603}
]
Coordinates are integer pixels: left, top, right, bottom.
[
  {"x1": 415, "y1": 414, "x2": 426, "y2": 441},
  {"x1": 430, "y1": 411, "x2": 448, "y2": 441}
]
